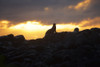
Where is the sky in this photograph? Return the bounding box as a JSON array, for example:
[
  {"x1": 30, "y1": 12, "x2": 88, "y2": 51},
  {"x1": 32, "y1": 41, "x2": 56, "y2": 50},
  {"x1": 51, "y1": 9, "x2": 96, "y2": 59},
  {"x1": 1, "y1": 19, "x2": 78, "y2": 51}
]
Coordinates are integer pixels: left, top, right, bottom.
[{"x1": 0, "y1": 0, "x2": 100, "y2": 39}]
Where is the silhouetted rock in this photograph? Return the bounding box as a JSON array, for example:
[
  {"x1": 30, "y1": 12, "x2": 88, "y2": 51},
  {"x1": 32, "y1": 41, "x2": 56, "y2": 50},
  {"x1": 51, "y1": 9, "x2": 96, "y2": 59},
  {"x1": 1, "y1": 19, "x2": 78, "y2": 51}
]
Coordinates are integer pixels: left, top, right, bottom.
[
  {"x1": 14, "y1": 35, "x2": 25, "y2": 42},
  {"x1": 0, "y1": 34, "x2": 14, "y2": 41},
  {"x1": 74, "y1": 27, "x2": 79, "y2": 33},
  {"x1": 91, "y1": 28, "x2": 100, "y2": 32},
  {"x1": 44, "y1": 23, "x2": 56, "y2": 39}
]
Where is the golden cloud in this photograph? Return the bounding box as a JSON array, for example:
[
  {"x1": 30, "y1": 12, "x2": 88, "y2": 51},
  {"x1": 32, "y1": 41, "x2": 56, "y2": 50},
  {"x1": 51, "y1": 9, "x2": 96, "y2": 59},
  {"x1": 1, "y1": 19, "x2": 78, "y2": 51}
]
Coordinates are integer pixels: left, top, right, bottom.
[
  {"x1": 44, "y1": 7, "x2": 49, "y2": 11},
  {"x1": 79, "y1": 17, "x2": 100, "y2": 27},
  {"x1": 77, "y1": 17, "x2": 100, "y2": 30},
  {"x1": 68, "y1": 0, "x2": 91, "y2": 10},
  {"x1": 0, "y1": 20, "x2": 10, "y2": 29}
]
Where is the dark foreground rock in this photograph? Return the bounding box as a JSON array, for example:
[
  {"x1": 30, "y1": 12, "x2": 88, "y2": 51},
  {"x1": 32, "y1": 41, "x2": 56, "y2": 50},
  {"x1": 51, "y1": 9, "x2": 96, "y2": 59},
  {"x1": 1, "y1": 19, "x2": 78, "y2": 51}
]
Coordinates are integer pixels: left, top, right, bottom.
[{"x1": 0, "y1": 28, "x2": 100, "y2": 67}]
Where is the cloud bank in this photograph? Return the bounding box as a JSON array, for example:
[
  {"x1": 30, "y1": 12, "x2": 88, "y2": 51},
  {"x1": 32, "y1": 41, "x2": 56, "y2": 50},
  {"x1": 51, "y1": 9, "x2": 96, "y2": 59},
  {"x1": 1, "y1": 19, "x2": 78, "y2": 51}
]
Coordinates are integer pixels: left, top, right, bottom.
[{"x1": 0, "y1": 0, "x2": 99, "y2": 24}]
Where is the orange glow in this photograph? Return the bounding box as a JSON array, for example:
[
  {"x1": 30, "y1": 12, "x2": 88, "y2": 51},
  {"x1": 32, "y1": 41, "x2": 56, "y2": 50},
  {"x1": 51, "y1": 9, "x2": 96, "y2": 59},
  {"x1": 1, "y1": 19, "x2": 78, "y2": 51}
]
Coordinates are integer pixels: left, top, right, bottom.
[
  {"x1": 56, "y1": 24, "x2": 80, "y2": 32},
  {"x1": 9, "y1": 21, "x2": 48, "y2": 31},
  {"x1": 0, "y1": 20, "x2": 9, "y2": 29},
  {"x1": 3, "y1": 21, "x2": 79, "y2": 39},
  {"x1": 9, "y1": 21, "x2": 79, "y2": 32},
  {"x1": 1, "y1": 20, "x2": 9, "y2": 24},
  {"x1": 0, "y1": 17, "x2": 100, "y2": 40},
  {"x1": 79, "y1": 19, "x2": 90, "y2": 27},
  {"x1": 79, "y1": 17, "x2": 100, "y2": 27},
  {"x1": 8, "y1": 21, "x2": 52, "y2": 39},
  {"x1": 75, "y1": 0, "x2": 90, "y2": 10},
  {"x1": 68, "y1": 0, "x2": 91, "y2": 10},
  {"x1": 44, "y1": 7, "x2": 49, "y2": 11}
]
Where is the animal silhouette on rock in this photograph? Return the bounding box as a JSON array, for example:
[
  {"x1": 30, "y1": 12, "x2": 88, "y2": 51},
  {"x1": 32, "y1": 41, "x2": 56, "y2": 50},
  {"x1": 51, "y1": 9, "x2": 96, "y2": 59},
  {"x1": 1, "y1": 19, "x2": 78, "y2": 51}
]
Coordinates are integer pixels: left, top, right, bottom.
[{"x1": 44, "y1": 23, "x2": 56, "y2": 38}]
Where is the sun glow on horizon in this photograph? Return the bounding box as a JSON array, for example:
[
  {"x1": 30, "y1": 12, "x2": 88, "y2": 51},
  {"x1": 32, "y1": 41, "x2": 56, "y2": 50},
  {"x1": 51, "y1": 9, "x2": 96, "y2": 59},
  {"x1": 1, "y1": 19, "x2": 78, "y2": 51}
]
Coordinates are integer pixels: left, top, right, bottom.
[
  {"x1": 9, "y1": 21, "x2": 47, "y2": 31},
  {"x1": 9, "y1": 21, "x2": 80, "y2": 32},
  {"x1": 0, "y1": 17, "x2": 100, "y2": 40},
  {"x1": 7, "y1": 21, "x2": 80, "y2": 39}
]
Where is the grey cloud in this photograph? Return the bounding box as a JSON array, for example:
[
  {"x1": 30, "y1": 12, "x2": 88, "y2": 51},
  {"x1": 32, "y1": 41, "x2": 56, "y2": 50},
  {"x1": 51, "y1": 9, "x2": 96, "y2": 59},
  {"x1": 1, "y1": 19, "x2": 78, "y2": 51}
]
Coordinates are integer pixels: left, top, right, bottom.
[
  {"x1": 83, "y1": 0, "x2": 100, "y2": 18},
  {"x1": 0, "y1": 0, "x2": 99, "y2": 24}
]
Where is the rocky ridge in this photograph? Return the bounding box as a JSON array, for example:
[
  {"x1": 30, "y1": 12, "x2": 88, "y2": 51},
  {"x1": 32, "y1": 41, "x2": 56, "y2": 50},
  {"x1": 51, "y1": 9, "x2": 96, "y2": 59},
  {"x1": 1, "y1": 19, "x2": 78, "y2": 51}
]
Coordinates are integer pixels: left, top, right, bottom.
[{"x1": 0, "y1": 28, "x2": 100, "y2": 67}]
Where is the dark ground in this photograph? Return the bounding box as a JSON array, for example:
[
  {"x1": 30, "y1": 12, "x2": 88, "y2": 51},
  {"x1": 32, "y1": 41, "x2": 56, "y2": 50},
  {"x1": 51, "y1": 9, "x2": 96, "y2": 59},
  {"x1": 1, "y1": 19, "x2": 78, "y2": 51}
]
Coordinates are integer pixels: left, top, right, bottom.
[{"x1": 0, "y1": 28, "x2": 100, "y2": 67}]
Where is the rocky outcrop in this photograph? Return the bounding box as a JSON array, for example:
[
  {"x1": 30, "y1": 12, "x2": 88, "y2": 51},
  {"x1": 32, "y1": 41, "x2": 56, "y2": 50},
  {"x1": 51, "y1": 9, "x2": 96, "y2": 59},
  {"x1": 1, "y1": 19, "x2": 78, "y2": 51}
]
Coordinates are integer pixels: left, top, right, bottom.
[
  {"x1": 44, "y1": 23, "x2": 56, "y2": 39},
  {"x1": 74, "y1": 27, "x2": 79, "y2": 33},
  {"x1": 0, "y1": 28, "x2": 100, "y2": 67}
]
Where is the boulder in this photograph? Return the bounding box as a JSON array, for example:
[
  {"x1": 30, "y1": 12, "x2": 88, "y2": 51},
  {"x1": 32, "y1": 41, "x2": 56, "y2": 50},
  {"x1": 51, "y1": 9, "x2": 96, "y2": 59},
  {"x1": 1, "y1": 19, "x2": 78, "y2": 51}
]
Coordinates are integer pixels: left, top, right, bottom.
[
  {"x1": 14, "y1": 35, "x2": 25, "y2": 42},
  {"x1": 0, "y1": 34, "x2": 14, "y2": 41},
  {"x1": 74, "y1": 27, "x2": 79, "y2": 33}
]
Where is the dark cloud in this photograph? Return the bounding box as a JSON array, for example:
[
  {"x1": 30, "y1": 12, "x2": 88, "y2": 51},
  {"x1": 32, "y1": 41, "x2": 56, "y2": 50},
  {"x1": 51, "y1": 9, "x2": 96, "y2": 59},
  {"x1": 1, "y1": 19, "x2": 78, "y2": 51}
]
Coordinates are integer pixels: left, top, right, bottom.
[
  {"x1": 0, "y1": 0, "x2": 99, "y2": 24},
  {"x1": 83, "y1": 0, "x2": 100, "y2": 18}
]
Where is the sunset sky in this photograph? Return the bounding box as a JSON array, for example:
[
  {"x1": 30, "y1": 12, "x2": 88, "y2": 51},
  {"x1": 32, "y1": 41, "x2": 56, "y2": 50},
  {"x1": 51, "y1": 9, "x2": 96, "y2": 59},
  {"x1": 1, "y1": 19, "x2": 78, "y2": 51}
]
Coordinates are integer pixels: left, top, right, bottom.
[{"x1": 0, "y1": 0, "x2": 100, "y2": 40}]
